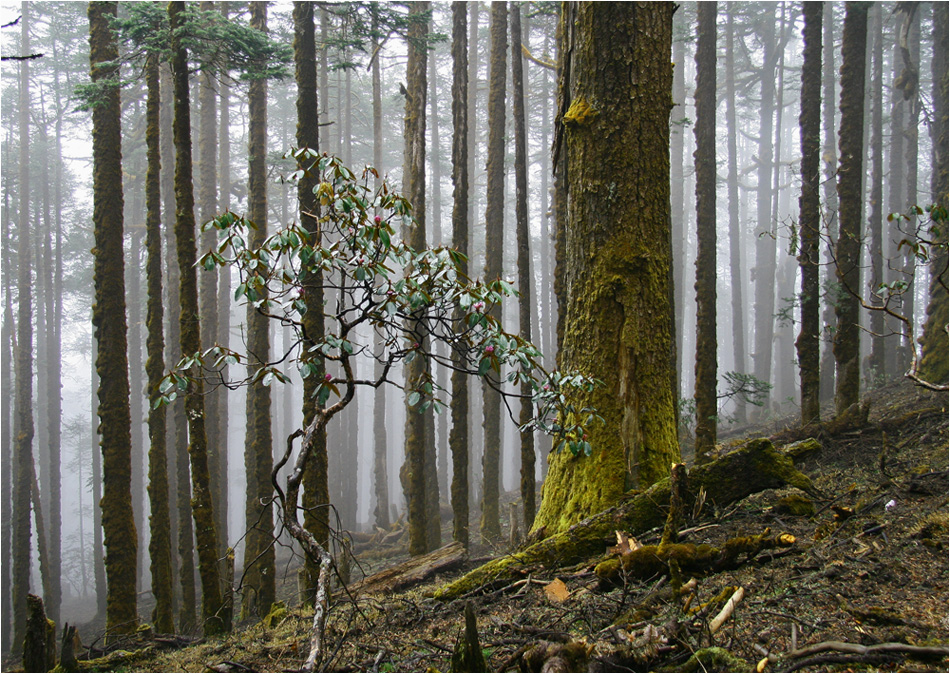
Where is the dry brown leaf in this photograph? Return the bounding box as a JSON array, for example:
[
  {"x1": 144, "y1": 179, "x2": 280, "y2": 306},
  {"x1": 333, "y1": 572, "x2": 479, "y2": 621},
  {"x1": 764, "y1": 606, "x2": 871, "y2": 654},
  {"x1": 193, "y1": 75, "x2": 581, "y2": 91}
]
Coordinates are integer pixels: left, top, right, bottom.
[{"x1": 544, "y1": 578, "x2": 571, "y2": 603}]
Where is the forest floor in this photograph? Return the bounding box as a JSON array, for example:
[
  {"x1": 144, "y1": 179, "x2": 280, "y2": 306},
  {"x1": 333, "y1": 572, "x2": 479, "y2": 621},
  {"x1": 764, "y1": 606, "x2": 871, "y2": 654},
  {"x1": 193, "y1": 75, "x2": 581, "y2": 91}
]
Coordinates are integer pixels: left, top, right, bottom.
[{"x1": 83, "y1": 380, "x2": 949, "y2": 672}]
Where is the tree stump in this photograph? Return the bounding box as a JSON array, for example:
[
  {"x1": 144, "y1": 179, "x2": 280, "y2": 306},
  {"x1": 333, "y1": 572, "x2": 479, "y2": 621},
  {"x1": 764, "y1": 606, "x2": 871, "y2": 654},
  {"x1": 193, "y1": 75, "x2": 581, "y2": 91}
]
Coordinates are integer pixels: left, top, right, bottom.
[
  {"x1": 450, "y1": 602, "x2": 486, "y2": 673},
  {"x1": 23, "y1": 593, "x2": 55, "y2": 673}
]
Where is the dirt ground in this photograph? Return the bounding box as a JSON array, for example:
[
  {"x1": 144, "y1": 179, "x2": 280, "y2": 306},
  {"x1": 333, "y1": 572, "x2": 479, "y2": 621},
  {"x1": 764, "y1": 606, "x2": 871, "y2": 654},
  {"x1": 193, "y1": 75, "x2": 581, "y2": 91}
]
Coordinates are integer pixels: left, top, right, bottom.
[{"x1": 85, "y1": 380, "x2": 950, "y2": 672}]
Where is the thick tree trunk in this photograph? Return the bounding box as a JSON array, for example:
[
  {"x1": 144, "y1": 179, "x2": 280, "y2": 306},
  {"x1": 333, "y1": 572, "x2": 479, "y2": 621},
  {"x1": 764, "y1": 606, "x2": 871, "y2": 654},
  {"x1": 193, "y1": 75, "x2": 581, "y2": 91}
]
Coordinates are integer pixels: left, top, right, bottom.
[
  {"x1": 535, "y1": 3, "x2": 679, "y2": 536},
  {"x1": 144, "y1": 51, "x2": 175, "y2": 635},
  {"x1": 480, "y1": 0, "x2": 507, "y2": 544},
  {"x1": 798, "y1": 2, "x2": 823, "y2": 425},
  {"x1": 89, "y1": 0, "x2": 138, "y2": 637},
  {"x1": 918, "y1": 1, "x2": 948, "y2": 384},
  {"x1": 403, "y1": 1, "x2": 430, "y2": 557},
  {"x1": 168, "y1": 1, "x2": 224, "y2": 636},
  {"x1": 833, "y1": 2, "x2": 869, "y2": 415},
  {"x1": 450, "y1": 1, "x2": 470, "y2": 548},
  {"x1": 242, "y1": 1, "x2": 276, "y2": 618},
  {"x1": 693, "y1": 2, "x2": 718, "y2": 458},
  {"x1": 438, "y1": 437, "x2": 817, "y2": 600}
]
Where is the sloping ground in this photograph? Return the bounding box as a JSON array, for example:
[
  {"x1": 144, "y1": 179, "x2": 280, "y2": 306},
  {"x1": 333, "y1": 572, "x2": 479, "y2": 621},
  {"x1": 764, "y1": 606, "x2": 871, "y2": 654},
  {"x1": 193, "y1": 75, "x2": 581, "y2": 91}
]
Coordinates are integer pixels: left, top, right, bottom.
[{"x1": 116, "y1": 381, "x2": 948, "y2": 672}]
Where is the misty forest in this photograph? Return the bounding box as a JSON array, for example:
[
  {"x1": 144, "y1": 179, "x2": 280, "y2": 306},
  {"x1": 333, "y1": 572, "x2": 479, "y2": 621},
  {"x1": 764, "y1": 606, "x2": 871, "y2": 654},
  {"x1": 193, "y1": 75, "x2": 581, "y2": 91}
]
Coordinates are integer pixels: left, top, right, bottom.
[{"x1": 0, "y1": 1, "x2": 948, "y2": 672}]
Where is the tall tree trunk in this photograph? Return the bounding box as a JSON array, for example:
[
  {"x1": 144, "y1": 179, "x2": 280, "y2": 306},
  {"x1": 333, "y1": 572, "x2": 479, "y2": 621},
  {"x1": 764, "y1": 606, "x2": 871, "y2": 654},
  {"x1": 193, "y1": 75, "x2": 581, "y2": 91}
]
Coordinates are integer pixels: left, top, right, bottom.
[
  {"x1": 868, "y1": 4, "x2": 886, "y2": 379},
  {"x1": 12, "y1": 2, "x2": 36, "y2": 653},
  {"x1": 168, "y1": 0, "x2": 225, "y2": 637},
  {"x1": 671, "y1": 34, "x2": 685, "y2": 409},
  {"x1": 534, "y1": 2, "x2": 679, "y2": 535},
  {"x1": 128, "y1": 222, "x2": 145, "y2": 594},
  {"x1": 480, "y1": 0, "x2": 507, "y2": 544},
  {"x1": 798, "y1": 1, "x2": 823, "y2": 425},
  {"x1": 725, "y1": 5, "x2": 746, "y2": 424},
  {"x1": 886, "y1": 16, "x2": 906, "y2": 380},
  {"x1": 242, "y1": 1, "x2": 276, "y2": 618},
  {"x1": 693, "y1": 2, "x2": 718, "y2": 459},
  {"x1": 1, "y1": 174, "x2": 13, "y2": 652},
  {"x1": 197, "y1": 0, "x2": 225, "y2": 563},
  {"x1": 753, "y1": 6, "x2": 778, "y2": 415},
  {"x1": 144, "y1": 51, "x2": 175, "y2": 635},
  {"x1": 510, "y1": 4, "x2": 535, "y2": 527},
  {"x1": 90, "y1": 332, "x2": 107, "y2": 621},
  {"x1": 294, "y1": 0, "x2": 329, "y2": 605},
  {"x1": 833, "y1": 1, "x2": 869, "y2": 415},
  {"x1": 900, "y1": 5, "x2": 921, "y2": 371},
  {"x1": 820, "y1": 2, "x2": 839, "y2": 399},
  {"x1": 919, "y1": 0, "x2": 948, "y2": 384},
  {"x1": 89, "y1": 0, "x2": 138, "y2": 636},
  {"x1": 161, "y1": 59, "x2": 195, "y2": 631},
  {"x1": 403, "y1": 0, "x2": 430, "y2": 557},
  {"x1": 369, "y1": 6, "x2": 390, "y2": 534}
]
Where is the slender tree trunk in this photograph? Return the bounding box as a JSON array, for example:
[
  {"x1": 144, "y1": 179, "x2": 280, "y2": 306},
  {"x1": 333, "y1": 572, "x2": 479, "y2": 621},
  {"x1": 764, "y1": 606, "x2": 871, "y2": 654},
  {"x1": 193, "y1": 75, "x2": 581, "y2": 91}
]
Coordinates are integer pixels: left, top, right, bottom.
[
  {"x1": 671, "y1": 36, "x2": 686, "y2": 408},
  {"x1": 90, "y1": 333, "x2": 106, "y2": 621},
  {"x1": 753, "y1": 6, "x2": 778, "y2": 415},
  {"x1": 798, "y1": 1, "x2": 823, "y2": 425},
  {"x1": 868, "y1": 4, "x2": 885, "y2": 379},
  {"x1": 535, "y1": 2, "x2": 679, "y2": 535},
  {"x1": 725, "y1": 5, "x2": 746, "y2": 424},
  {"x1": 403, "y1": 0, "x2": 430, "y2": 557},
  {"x1": 242, "y1": 1, "x2": 276, "y2": 618},
  {"x1": 901, "y1": 5, "x2": 921, "y2": 370},
  {"x1": 161, "y1": 59, "x2": 195, "y2": 631},
  {"x1": 197, "y1": 0, "x2": 225, "y2": 562},
  {"x1": 128, "y1": 223, "x2": 145, "y2": 594},
  {"x1": 144, "y1": 51, "x2": 175, "y2": 635},
  {"x1": 168, "y1": 0, "x2": 225, "y2": 637},
  {"x1": 12, "y1": 3, "x2": 36, "y2": 652},
  {"x1": 693, "y1": 2, "x2": 718, "y2": 459},
  {"x1": 89, "y1": 0, "x2": 138, "y2": 636},
  {"x1": 886, "y1": 17, "x2": 906, "y2": 380},
  {"x1": 1, "y1": 181, "x2": 13, "y2": 652},
  {"x1": 510, "y1": 4, "x2": 535, "y2": 527},
  {"x1": 833, "y1": 2, "x2": 869, "y2": 415},
  {"x1": 918, "y1": 1, "x2": 948, "y2": 384},
  {"x1": 820, "y1": 2, "x2": 839, "y2": 399},
  {"x1": 480, "y1": 0, "x2": 507, "y2": 544}
]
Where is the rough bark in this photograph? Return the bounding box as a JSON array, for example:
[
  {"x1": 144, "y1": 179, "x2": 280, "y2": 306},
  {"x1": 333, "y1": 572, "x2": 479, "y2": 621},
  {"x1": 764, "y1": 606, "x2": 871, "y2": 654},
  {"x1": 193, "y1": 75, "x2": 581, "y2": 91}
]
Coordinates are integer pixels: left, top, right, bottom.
[
  {"x1": 918, "y1": 1, "x2": 948, "y2": 384},
  {"x1": 833, "y1": 2, "x2": 869, "y2": 415},
  {"x1": 867, "y1": 5, "x2": 885, "y2": 380},
  {"x1": 797, "y1": 2, "x2": 823, "y2": 425},
  {"x1": 450, "y1": 0, "x2": 470, "y2": 548},
  {"x1": 820, "y1": 2, "x2": 839, "y2": 399},
  {"x1": 403, "y1": 0, "x2": 430, "y2": 557},
  {"x1": 534, "y1": 3, "x2": 679, "y2": 536},
  {"x1": 725, "y1": 5, "x2": 746, "y2": 424},
  {"x1": 89, "y1": 0, "x2": 138, "y2": 636},
  {"x1": 145, "y1": 50, "x2": 175, "y2": 635},
  {"x1": 242, "y1": 0, "x2": 276, "y2": 618},
  {"x1": 693, "y1": 2, "x2": 718, "y2": 458},
  {"x1": 437, "y1": 438, "x2": 818, "y2": 600},
  {"x1": 294, "y1": 0, "x2": 329, "y2": 605},
  {"x1": 510, "y1": 4, "x2": 535, "y2": 529},
  {"x1": 168, "y1": 0, "x2": 225, "y2": 636},
  {"x1": 480, "y1": 0, "x2": 507, "y2": 544}
]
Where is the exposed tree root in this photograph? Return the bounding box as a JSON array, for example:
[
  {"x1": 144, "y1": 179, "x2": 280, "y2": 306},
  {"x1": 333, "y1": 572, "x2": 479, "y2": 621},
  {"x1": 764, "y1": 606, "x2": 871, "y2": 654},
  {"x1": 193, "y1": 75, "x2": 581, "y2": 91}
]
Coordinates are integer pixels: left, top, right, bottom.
[{"x1": 435, "y1": 438, "x2": 819, "y2": 600}]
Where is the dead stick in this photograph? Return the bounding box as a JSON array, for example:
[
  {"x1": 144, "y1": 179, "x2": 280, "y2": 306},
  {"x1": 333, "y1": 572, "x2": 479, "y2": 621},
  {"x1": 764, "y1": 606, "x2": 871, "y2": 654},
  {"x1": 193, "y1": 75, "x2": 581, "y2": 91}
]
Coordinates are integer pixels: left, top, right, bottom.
[
  {"x1": 785, "y1": 641, "x2": 948, "y2": 660},
  {"x1": 709, "y1": 586, "x2": 745, "y2": 634}
]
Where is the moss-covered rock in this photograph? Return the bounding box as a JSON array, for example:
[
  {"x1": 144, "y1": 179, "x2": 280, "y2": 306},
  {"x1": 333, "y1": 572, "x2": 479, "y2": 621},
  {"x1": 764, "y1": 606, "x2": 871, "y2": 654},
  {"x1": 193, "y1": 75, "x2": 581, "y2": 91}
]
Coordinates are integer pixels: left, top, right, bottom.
[
  {"x1": 774, "y1": 493, "x2": 815, "y2": 516},
  {"x1": 262, "y1": 601, "x2": 288, "y2": 629}
]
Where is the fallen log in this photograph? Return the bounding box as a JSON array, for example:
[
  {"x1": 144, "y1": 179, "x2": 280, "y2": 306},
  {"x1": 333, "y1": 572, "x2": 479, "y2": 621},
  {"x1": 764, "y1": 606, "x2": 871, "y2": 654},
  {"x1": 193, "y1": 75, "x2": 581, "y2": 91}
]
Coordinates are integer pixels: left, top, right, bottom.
[
  {"x1": 434, "y1": 438, "x2": 819, "y2": 600},
  {"x1": 351, "y1": 541, "x2": 467, "y2": 596}
]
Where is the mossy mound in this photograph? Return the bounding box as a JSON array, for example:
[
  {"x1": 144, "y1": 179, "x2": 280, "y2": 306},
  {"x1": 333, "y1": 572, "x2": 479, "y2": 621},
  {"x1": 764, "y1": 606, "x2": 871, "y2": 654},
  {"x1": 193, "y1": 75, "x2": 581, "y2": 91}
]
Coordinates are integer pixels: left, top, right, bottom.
[{"x1": 774, "y1": 493, "x2": 816, "y2": 516}]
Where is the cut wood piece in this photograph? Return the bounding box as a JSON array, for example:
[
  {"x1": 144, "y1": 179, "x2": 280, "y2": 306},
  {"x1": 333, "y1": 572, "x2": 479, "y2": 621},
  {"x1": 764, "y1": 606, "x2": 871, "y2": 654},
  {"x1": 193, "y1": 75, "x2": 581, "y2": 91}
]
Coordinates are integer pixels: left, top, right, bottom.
[
  {"x1": 435, "y1": 437, "x2": 819, "y2": 600},
  {"x1": 351, "y1": 541, "x2": 467, "y2": 596}
]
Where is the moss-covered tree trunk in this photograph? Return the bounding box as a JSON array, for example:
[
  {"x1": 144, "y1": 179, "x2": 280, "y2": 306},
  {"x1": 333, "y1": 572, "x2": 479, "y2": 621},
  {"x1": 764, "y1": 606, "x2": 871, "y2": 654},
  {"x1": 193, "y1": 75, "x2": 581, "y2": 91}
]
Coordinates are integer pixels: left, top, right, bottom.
[
  {"x1": 89, "y1": 0, "x2": 139, "y2": 637},
  {"x1": 867, "y1": 6, "x2": 885, "y2": 381},
  {"x1": 919, "y1": 1, "x2": 948, "y2": 385},
  {"x1": 449, "y1": 0, "x2": 470, "y2": 548},
  {"x1": 242, "y1": 0, "x2": 276, "y2": 618},
  {"x1": 833, "y1": 2, "x2": 868, "y2": 416},
  {"x1": 725, "y1": 5, "x2": 747, "y2": 425},
  {"x1": 293, "y1": 0, "x2": 329, "y2": 605},
  {"x1": 534, "y1": 2, "x2": 679, "y2": 536},
  {"x1": 168, "y1": 0, "x2": 224, "y2": 637},
  {"x1": 797, "y1": 2, "x2": 822, "y2": 425},
  {"x1": 11, "y1": 2, "x2": 35, "y2": 656},
  {"x1": 144, "y1": 50, "x2": 175, "y2": 636},
  {"x1": 480, "y1": 0, "x2": 507, "y2": 544},
  {"x1": 197, "y1": 0, "x2": 226, "y2": 563},
  {"x1": 403, "y1": 0, "x2": 430, "y2": 557},
  {"x1": 510, "y1": 4, "x2": 535, "y2": 528},
  {"x1": 693, "y1": 2, "x2": 718, "y2": 459},
  {"x1": 161, "y1": 59, "x2": 192, "y2": 630}
]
